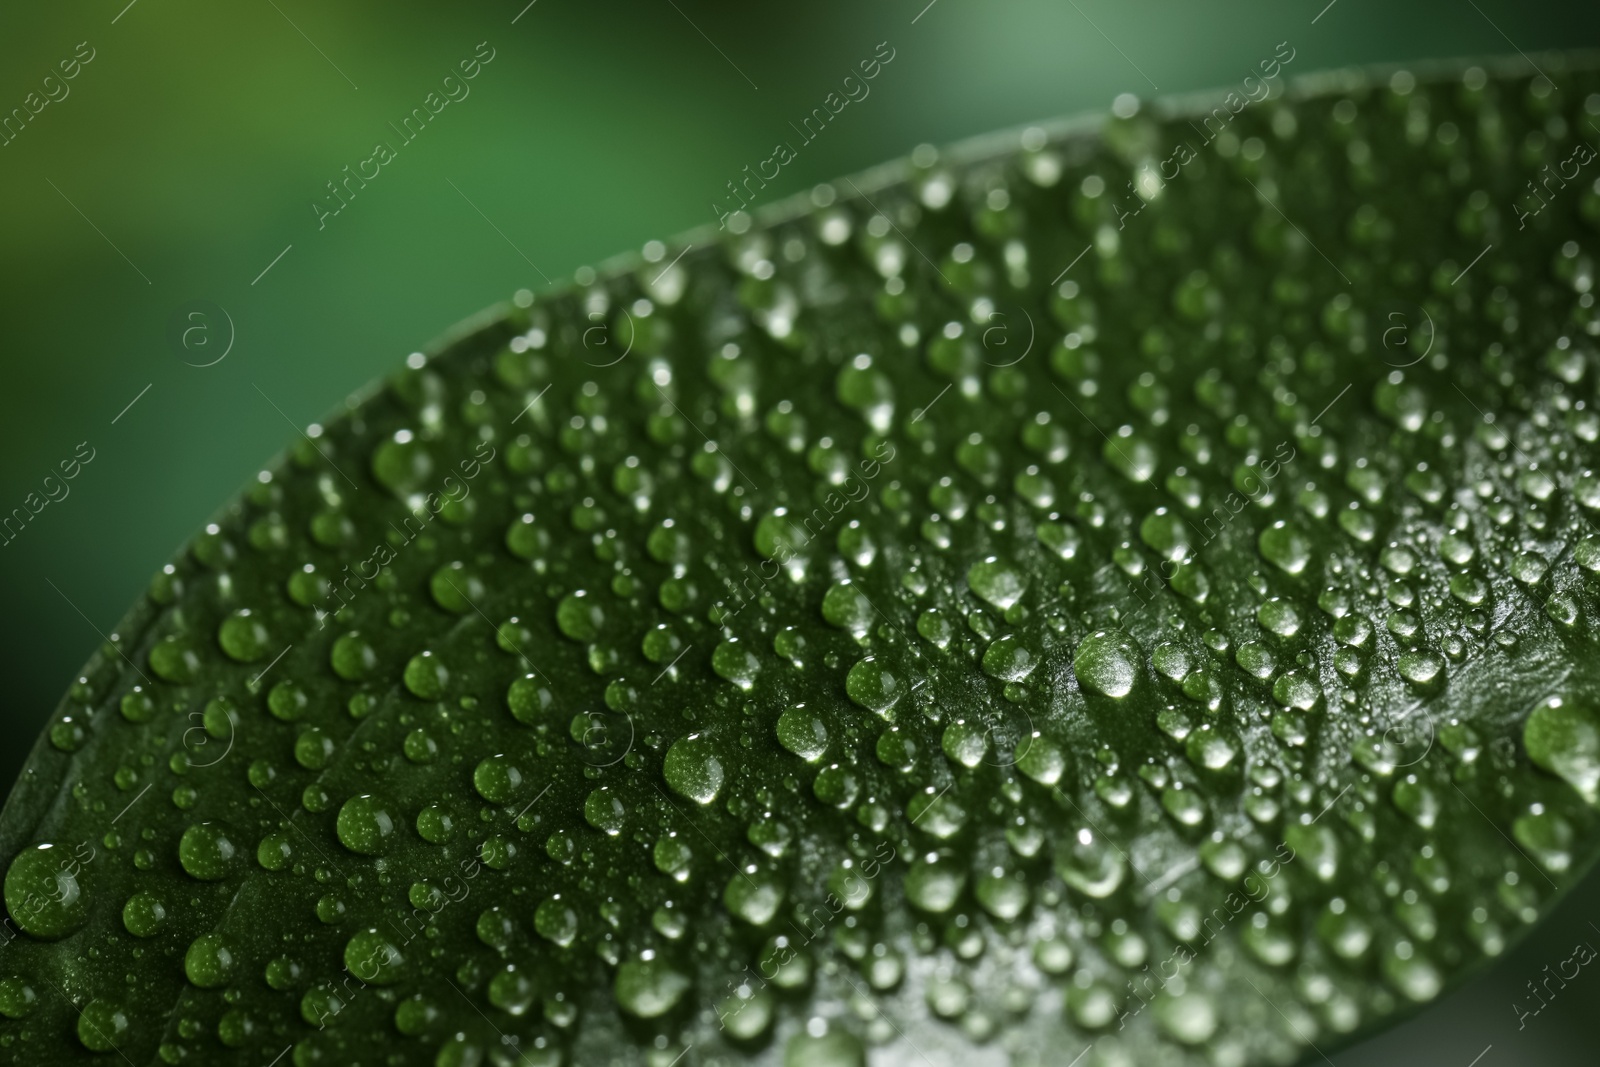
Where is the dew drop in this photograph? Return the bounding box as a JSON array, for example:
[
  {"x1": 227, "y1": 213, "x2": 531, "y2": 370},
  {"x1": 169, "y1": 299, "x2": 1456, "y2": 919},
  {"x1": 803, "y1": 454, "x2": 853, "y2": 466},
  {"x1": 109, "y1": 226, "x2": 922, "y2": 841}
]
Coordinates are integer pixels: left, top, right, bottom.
[
  {"x1": 845, "y1": 656, "x2": 903, "y2": 714},
  {"x1": 1072, "y1": 629, "x2": 1140, "y2": 698},
  {"x1": 184, "y1": 932, "x2": 237, "y2": 988},
  {"x1": 76, "y1": 999, "x2": 129, "y2": 1051},
  {"x1": 473, "y1": 755, "x2": 525, "y2": 805},
  {"x1": 613, "y1": 957, "x2": 689, "y2": 1018},
  {"x1": 777, "y1": 705, "x2": 829, "y2": 761},
  {"x1": 344, "y1": 928, "x2": 405, "y2": 985},
  {"x1": 967, "y1": 557, "x2": 1029, "y2": 610},
  {"x1": 336, "y1": 795, "x2": 397, "y2": 855},
  {"x1": 1259, "y1": 519, "x2": 1312, "y2": 575},
  {"x1": 1524, "y1": 695, "x2": 1600, "y2": 805},
  {"x1": 217, "y1": 609, "x2": 270, "y2": 662},
  {"x1": 178, "y1": 823, "x2": 236, "y2": 882},
  {"x1": 3, "y1": 843, "x2": 89, "y2": 938},
  {"x1": 122, "y1": 891, "x2": 167, "y2": 937},
  {"x1": 663, "y1": 735, "x2": 725, "y2": 805}
]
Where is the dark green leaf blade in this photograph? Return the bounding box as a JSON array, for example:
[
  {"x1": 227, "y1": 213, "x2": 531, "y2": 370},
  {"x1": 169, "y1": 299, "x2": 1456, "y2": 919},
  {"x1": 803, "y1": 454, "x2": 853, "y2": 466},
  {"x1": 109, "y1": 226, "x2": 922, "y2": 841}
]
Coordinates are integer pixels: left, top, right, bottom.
[{"x1": 5, "y1": 52, "x2": 1600, "y2": 1067}]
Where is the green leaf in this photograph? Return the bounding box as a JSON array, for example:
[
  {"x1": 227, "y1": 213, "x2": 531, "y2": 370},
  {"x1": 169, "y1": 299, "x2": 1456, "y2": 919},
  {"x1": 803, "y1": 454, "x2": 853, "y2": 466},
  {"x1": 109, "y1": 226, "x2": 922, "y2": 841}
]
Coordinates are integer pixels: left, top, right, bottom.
[{"x1": 6, "y1": 54, "x2": 1600, "y2": 1066}]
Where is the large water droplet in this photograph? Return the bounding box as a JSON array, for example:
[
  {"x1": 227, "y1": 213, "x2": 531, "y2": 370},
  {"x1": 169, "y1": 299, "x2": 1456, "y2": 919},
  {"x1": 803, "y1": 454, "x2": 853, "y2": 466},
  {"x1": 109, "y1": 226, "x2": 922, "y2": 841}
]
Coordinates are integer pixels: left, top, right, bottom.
[
  {"x1": 3, "y1": 843, "x2": 89, "y2": 938},
  {"x1": 473, "y1": 755, "x2": 526, "y2": 804},
  {"x1": 967, "y1": 557, "x2": 1028, "y2": 610},
  {"x1": 663, "y1": 734, "x2": 725, "y2": 804},
  {"x1": 217, "y1": 609, "x2": 270, "y2": 662},
  {"x1": 904, "y1": 853, "x2": 966, "y2": 912},
  {"x1": 336, "y1": 795, "x2": 396, "y2": 855},
  {"x1": 784, "y1": 1026, "x2": 866, "y2": 1067},
  {"x1": 1259, "y1": 519, "x2": 1311, "y2": 575},
  {"x1": 76, "y1": 999, "x2": 129, "y2": 1052},
  {"x1": 184, "y1": 932, "x2": 237, "y2": 988},
  {"x1": 122, "y1": 891, "x2": 167, "y2": 937},
  {"x1": 777, "y1": 705, "x2": 828, "y2": 761},
  {"x1": 1072, "y1": 630, "x2": 1140, "y2": 698},
  {"x1": 344, "y1": 928, "x2": 405, "y2": 985},
  {"x1": 1525, "y1": 695, "x2": 1600, "y2": 805},
  {"x1": 614, "y1": 957, "x2": 689, "y2": 1018},
  {"x1": 178, "y1": 824, "x2": 237, "y2": 881},
  {"x1": 535, "y1": 897, "x2": 579, "y2": 947},
  {"x1": 1055, "y1": 829, "x2": 1126, "y2": 898},
  {"x1": 1155, "y1": 990, "x2": 1217, "y2": 1045},
  {"x1": 845, "y1": 656, "x2": 903, "y2": 714},
  {"x1": 556, "y1": 591, "x2": 604, "y2": 642}
]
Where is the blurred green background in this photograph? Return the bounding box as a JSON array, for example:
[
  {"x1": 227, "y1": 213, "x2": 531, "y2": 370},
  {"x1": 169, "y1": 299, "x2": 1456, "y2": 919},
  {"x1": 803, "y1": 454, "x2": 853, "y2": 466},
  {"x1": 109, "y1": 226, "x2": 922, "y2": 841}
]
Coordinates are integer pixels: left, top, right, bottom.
[{"x1": 2, "y1": 1, "x2": 1598, "y2": 1063}]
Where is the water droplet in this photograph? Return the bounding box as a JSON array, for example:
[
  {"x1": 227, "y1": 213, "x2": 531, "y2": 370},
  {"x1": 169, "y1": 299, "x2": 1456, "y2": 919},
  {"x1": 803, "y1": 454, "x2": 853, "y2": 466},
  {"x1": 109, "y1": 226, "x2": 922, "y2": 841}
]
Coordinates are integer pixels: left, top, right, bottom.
[
  {"x1": 1103, "y1": 431, "x2": 1157, "y2": 482},
  {"x1": 982, "y1": 634, "x2": 1036, "y2": 682},
  {"x1": 429, "y1": 561, "x2": 483, "y2": 613},
  {"x1": 1398, "y1": 649, "x2": 1445, "y2": 687},
  {"x1": 974, "y1": 869, "x2": 1029, "y2": 920},
  {"x1": 1017, "y1": 736, "x2": 1066, "y2": 785},
  {"x1": 967, "y1": 557, "x2": 1028, "y2": 610},
  {"x1": 330, "y1": 631, "x2": 378, "y2": 680},
  {"x1": 1259, "y1": 520, "x2": 1311, "y2": 575},
  {"x1": 473, "y1": 755, "x2": 525, "y2": 805},
  {"x1": 822, "y1": 582, "x2": 875, "y2": 634},
  {"x1": 777, "y1": 705, "x2": 828, "y2": 761},
  {"x1": 344, "y1": 929, "x2": 404, "y2": 985},
  {"x1": 217, "y1": 609, "x2": 270, "y2": 662},
  {"x1": 724, "y1": 868, "x2": 786, "y2": 925},
  {"x1": 3, "y1": 843, "x2": 89, "y2": 938},
  {"x1": 178, "y1": 823, "x2": 237, "y2": 881},
  {"x1": 184, "y1": 932, "x2": 237, "y2": 988},
  {"x1": 584, "y1": 788, "x2": 625, "y2": 835},
  {"x1": 536, "y1": 897, "x2": 579, "y2": 946},
  {"x1": 0, "y1": 977, "x2": 37, "y2": 1019},
  {"x1": 1073, "y1": 629, "x2": 1140, "y2": 698},
  {"x1": 556, "y1": 591, "x2": 604, "y2": 641},
  {"x1": 1319, "y1": 899, "x2": 1373, "y2": 959},
  {"x1": 784, "y1": 1026, "x2": 866, "y2": 1067},
  {"x1": 845, "y1": 656, "x2": 903, "y2": 714},
  {"x1": 904, "y1": 853, "x2": 966, "y2": 912},
  {"x1": 1139, "y1": 507, "x2": 1190, "y2": 560},
  {"x1": 663, "y1": 735, "x2": 725, "y2": 804},
  {"x1": 336, "y1": 795, "x2": 396, "y2": 855},
  {"x1": 76, "y1": 999, "x2": 129, "y2": 1052},
  {"x1": 1383, "y1": 942, "x2": 1442, "y2": 1002},
  {"x1": 719, "y1": 984, "x2": 775, "y2": 1040},
  {"x1": 506, "y1": 674, "x2": 555, "y2": 725},
  {"x1": 1525, "y1": 695, "x2": 1600, "y2": 804},
  {"x1": 403, "y1": 650, "x2": 449, "y2": 699},
  {"x1": 1056, "y1": 829, "x2": 1126, "y2": 898},
  {"x1": 712, "y1": 639, "x2": 761, "y2": 689},
  {"x1": 1257, "y1": 597, "x2": 1301, "y2": 637},
  {"x1": 1155, "y1": 990, "x2": 1217, "y2": 1045},
  {"x1": 613, "y1": 957, "x2": 689, "y2": 1018},
  {"x1": 121, "y1": 890, "x2": 167, "y2": 937},
  {"x1": 1273, "y1": 670, "x2": 1320, "y2": 710},
  {"x1": 371, "y1": 430, "x2": 433, "y2": 495},
  {"x1": 416, "y1": 805, "x2": 455, "y2": 843}
]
